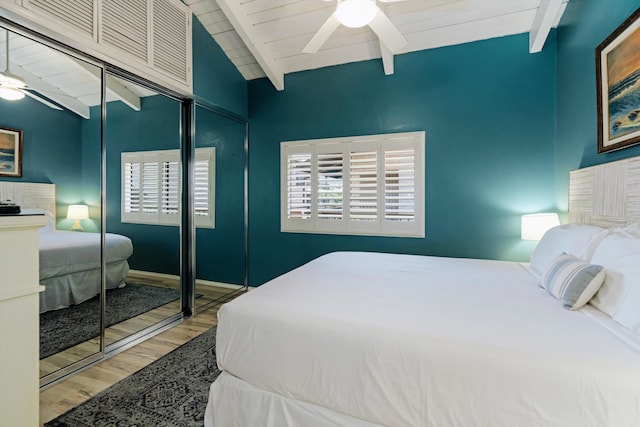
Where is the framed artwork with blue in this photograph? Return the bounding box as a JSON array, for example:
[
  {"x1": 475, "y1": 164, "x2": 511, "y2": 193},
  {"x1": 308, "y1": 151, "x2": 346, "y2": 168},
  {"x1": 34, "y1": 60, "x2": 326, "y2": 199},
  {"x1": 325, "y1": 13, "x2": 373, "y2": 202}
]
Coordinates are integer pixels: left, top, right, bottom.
[
  {"x1": 597, "y1": 7, "x2": 640, "y2": 153},
  {"x1": 0, "y1": 126, "x2": 22, "y2": 177}
]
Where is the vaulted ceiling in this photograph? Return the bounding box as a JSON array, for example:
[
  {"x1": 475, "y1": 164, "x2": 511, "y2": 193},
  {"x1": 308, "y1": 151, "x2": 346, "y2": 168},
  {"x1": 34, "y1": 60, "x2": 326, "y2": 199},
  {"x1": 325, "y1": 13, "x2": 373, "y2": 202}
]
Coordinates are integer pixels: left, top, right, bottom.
[{"x1": 185, "y1": 0, "x2": 568, "y2": 91}]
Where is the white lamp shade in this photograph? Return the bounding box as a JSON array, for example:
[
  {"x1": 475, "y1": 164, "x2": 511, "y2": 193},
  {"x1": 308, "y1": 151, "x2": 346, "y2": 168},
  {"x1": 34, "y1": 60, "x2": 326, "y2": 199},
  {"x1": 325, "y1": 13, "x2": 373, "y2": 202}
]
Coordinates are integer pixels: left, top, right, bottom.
[
  {"x1": 521, "y1": 213, "x2": 560, "y2": 241},
  {"x1": 67, "y1": 204, "x2": 89, "y2": 220},
  {"x1": 336, "y1": 0, "x2": 377, "y2": 28}
]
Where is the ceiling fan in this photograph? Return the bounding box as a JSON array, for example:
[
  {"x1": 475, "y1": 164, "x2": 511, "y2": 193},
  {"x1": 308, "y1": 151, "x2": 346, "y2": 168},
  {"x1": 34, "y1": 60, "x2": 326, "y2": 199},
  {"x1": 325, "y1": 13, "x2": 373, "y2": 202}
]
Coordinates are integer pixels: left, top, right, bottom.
[
  {"x1": 303, "y1": 0, "x2": 410, "y2": 54},
  {"x1": 0, "y1": 31, "x2": 62, "y2": 110}
]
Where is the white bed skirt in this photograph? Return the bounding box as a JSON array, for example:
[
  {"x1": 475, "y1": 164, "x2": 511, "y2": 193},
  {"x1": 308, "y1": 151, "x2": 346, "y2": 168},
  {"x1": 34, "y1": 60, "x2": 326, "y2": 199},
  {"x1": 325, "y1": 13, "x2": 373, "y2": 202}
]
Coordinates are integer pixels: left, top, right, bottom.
[
  {"x1": 205, "y1": 371, "x2": 382, "y2": 427},
  {"x1": 39, "y1": 260, "x2": 129, "y2": 313}
]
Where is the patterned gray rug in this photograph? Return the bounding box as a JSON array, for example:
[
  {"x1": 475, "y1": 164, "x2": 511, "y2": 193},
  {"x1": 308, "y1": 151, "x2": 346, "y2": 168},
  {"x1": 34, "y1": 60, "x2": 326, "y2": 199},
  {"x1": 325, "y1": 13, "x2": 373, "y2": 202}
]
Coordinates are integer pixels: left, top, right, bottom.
[
  {"x1": 40, "y1": 283, "x2": 182, "y2": 359},
  {"x1": 45, "y1": 326, "x2": 220, "y2": 427}
]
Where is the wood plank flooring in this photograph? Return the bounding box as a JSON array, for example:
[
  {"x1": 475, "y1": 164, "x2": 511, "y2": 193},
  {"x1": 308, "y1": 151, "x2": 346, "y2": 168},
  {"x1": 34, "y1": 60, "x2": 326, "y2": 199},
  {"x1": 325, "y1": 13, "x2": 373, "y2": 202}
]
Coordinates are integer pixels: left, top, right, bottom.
[{"x1": 39, "y1": 287, "x2": 241, "y2": 426}]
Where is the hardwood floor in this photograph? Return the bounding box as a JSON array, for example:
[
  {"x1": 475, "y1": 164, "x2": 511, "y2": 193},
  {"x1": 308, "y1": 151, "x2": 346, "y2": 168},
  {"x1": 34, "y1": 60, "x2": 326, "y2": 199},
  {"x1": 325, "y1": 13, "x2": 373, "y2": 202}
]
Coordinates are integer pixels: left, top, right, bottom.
[{"x1": 39, "y1": 288, "x2": 241, "y2": 426}]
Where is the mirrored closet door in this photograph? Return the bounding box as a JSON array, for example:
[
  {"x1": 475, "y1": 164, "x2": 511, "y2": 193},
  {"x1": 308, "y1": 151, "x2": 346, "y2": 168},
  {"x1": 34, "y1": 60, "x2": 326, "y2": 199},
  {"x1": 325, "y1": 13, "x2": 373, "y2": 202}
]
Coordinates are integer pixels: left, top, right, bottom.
[
  {"x1": 194, "y1": 104, "x2": 247, "y2": 311},
  {"x1": 104, "y1": 74, "x2": 184, "y2": 350},
  {"x1": 0, "y1": 26, "x2": 105, "y2": 380}
]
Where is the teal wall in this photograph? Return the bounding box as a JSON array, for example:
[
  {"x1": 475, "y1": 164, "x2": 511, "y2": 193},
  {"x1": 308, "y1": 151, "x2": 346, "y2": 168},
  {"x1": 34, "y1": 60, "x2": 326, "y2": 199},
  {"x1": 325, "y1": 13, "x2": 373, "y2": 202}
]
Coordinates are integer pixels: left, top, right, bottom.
[
  {"x1": 247, "y1": 32, "x2": 558, "y2": 286},
  {"x1": 555, "y1": 0, "x2": 640, "y2": 211},
  {"x1": 192, "y1": 17, "x2": 248, "y2": 117}
]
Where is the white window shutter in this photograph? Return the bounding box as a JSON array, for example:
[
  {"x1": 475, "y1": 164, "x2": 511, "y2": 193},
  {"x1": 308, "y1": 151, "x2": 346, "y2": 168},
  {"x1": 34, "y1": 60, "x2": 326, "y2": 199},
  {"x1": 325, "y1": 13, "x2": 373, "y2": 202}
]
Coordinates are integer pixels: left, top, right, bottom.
[
  {"x1": 122, "y1": 155, "x2": 141, "y2": 218},
  {"x1": 161, "y1": 159, "x2": 180, "y2": 219},
  {"x1": 281, "y1": 132, "x2": 425, "y2": 238},
  {"x1": 283, "y1": 146, "x2": 313, "y2": 228},
  {"x1": 194, "y1": 147, "x2": 215, "y2": 228}
]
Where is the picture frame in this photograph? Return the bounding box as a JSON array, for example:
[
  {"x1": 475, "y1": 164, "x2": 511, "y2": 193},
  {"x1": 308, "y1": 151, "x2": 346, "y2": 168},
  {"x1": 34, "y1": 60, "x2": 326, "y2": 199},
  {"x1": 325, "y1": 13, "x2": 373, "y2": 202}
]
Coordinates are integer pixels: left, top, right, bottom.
[
  {"x1": 0, "y1": 127, "x2": 23, "y2": 177},
  {"x1": 596, "y1": 8, "x2": 640, "y2": 153}
]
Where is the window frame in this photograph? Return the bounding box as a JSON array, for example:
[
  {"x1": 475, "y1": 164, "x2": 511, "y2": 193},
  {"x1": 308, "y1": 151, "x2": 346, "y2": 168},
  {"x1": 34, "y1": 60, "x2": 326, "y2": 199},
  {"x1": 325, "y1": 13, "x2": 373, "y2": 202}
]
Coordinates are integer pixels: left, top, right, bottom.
[
  {"x1": 280, "y1": 131, "x2": 425, "y2": 238},
  {"x1": 121, "y1": 147, "x2": 215, "y2": 228}
]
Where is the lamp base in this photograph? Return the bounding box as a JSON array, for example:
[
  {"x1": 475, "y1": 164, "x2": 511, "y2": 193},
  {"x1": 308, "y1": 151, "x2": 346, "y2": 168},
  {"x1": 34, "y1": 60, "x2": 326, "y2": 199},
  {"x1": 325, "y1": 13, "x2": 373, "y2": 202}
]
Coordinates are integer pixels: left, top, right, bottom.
[{"x1": 70, "y1": 219, "x2": 84, "y2": 232}]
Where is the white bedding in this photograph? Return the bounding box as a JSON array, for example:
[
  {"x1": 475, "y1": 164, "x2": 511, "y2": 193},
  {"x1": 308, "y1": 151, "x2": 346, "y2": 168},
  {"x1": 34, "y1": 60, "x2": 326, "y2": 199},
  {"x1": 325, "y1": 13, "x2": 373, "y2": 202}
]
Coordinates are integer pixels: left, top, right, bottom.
[
  {"x1": 209, "y1": 252, "x2": 640, "y2": 427},
  {"x1": 39, "y1": 231, "x2": 133, "y2": 313}
]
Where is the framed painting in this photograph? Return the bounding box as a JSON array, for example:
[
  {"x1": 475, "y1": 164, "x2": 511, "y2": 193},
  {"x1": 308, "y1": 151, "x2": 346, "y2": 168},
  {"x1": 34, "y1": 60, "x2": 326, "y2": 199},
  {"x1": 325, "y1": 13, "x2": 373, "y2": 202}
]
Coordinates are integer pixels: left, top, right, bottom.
[
  {"x1": 596, "y1": 8, "x2": 640, "y2": 153},
  {"x1": 0, "y1": 127, "x2": 23, "y2": 177}
]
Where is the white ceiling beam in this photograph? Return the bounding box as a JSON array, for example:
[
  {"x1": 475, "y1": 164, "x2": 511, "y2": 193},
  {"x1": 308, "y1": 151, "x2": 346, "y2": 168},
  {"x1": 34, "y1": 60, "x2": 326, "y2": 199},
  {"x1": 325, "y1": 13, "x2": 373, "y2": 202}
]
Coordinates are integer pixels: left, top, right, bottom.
[
  {"x1": 70, "y1": 58, "x2": 141, "y2": 111},
  {"x1": 380, "y1": 41, "x2": 394, "y2": 75},
  {"x1": 216, "y1": 0, "x2": 285, "y2": 91},
  {"x1": 12, "y1": 64, "x2": 90, "y2": 119},
  {"x1": 529, "y1": 0, "x2": 564, "y2": 53}
]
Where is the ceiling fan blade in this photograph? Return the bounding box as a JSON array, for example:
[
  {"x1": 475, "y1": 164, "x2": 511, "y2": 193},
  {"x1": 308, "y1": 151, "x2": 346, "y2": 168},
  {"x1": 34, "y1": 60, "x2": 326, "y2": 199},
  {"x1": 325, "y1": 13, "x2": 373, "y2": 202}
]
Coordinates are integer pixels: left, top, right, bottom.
[
  {"x1": 302, "y1": 12, "x2": 341, "y2": 54},
  {"x1": 21, "y1": 89, "x2": 63, "y2": 110},
  {"x1": 368, "y1": 7, "x2": 408, "y2": 53}
]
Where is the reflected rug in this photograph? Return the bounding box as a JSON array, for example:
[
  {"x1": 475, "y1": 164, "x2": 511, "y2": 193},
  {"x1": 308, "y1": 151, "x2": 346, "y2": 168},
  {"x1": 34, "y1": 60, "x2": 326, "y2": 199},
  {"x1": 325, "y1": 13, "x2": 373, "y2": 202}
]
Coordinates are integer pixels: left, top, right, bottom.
[
  {"x1": 45, "y1": 327, "x2": 220, "y2": 427},
  {"x1": 40, "y1": 283, "x2": 182, "y2": 359}
]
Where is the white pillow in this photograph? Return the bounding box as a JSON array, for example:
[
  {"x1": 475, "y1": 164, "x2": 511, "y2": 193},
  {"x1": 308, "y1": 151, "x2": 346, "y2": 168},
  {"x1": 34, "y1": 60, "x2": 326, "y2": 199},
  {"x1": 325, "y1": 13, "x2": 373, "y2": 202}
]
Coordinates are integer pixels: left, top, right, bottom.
[
  {"x1": 541, "y1": 253, "x2": 605, "y2": 310},
  {"x1": 589, "y1": 233, "x2": 640, "y2": 318},
  {"x1": 529, "y1": 224, "x2": 608, "y2": 278}
]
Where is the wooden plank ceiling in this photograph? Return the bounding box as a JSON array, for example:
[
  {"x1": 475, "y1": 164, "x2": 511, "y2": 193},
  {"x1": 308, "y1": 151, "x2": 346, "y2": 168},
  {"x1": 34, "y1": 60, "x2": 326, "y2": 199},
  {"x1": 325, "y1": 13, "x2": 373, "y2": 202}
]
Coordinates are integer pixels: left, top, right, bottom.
[{"x1": 185, "y1": 0, "x2": 568, "y2": 91}]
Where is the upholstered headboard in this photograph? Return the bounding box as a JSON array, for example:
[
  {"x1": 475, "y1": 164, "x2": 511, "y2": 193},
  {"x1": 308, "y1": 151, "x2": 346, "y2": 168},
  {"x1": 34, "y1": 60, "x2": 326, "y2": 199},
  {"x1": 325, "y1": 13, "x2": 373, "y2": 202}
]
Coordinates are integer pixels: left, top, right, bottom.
[
  {"x1": 0, "y1": 182, "x2": 56, "y2": 222},
  {"x1": 569, "y1": 156, "x2": 640, "y2": 227}
]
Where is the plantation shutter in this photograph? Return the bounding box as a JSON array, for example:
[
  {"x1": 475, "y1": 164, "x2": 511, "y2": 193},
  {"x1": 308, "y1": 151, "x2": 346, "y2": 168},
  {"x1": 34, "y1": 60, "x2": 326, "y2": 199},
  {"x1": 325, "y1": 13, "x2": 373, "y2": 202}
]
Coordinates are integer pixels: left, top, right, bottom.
[
  {"x1": 281, "y1": 131, "x2": 424, "y2": 237},
  {"x1": 349, "y1": 149, "x2": 378, "y2": 222},
  {"x1": 123, "y1": 157, "x2": 141, "y2": 215},
  {"x1": 161, "y1": 159, "x2": 179, "y2": 218},
  {"x1": 194, "y1": 147, "x2": 215, "y2": 228},
  {"x1": 284, "y1": 148, "x2": 313, "y2": 222},
  {"x1": 141, "y1": 155, "x2": 160, "y2": 215},
  {"x1": 384, "y1": 147, "x2": 415, "y2": 222},
  {"x1": 102, "y1": 0, "x2": 148, "y2": 62}
]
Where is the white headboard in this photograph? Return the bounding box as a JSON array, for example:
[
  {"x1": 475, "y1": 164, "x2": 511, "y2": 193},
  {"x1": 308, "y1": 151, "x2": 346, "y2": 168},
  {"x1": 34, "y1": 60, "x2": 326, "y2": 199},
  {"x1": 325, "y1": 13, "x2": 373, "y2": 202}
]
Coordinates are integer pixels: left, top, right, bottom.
[
  {"x1": 0, "y1": 182, "x2": 57, "y2": 222},
  {"x1": 569, "y1": 156, "x2": 640, "y2": 227}
]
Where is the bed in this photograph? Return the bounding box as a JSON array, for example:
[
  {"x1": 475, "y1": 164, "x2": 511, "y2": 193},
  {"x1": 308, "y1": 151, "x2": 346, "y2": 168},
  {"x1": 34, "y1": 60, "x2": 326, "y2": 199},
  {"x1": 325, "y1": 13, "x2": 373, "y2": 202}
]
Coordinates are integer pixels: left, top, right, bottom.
[
  {"x1": 0, "y1": 182, "x2": 133, "y2": 313},
  {"x1": 205, "y1": 157, "x2": 640, "y2": 427}
]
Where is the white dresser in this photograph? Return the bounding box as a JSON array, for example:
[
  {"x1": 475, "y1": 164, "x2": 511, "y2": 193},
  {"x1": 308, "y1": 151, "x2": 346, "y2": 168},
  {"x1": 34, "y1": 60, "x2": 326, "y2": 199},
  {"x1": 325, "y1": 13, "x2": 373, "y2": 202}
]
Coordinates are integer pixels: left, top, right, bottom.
[{"x1": 0, "y1": 214, "x2": 47, "y2": 427}]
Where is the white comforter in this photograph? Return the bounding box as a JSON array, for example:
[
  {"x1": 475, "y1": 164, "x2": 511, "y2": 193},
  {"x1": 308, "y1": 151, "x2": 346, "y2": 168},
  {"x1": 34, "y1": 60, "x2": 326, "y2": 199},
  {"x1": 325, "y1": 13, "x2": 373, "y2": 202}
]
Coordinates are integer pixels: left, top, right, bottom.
[
  {"x1": 39, "y1": 230, "x2": 133, "y2": 279},
  {"x1": 214, "y1": 252, "x2": 640, "y2": 427}
]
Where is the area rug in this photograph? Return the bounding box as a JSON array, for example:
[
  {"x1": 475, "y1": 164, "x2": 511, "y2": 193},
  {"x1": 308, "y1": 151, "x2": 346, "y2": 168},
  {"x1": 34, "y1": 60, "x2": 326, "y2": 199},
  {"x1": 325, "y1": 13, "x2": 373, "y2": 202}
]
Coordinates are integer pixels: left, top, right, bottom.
[
  {"x1": 40, "y1": 283, "x2": 182, "y2": 359},
  {"x1": 45, "y1": 327, "x2": 220, "y2": 427}
]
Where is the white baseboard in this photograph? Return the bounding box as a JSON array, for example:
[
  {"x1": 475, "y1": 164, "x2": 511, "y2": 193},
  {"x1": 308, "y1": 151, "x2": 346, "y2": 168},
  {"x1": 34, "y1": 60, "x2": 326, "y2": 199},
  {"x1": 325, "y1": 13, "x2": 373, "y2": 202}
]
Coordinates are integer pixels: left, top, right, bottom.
[{"x1": 128, "y1": 269, "x2": 251, "y2": 290}]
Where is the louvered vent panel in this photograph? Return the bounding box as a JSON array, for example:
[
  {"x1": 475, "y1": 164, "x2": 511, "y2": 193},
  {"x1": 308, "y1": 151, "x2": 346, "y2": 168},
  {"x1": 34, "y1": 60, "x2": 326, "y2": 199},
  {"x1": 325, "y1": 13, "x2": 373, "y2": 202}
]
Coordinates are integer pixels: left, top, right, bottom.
[
  {"x1": 152, "y1": 0, "x2": 188, "y2": 82},
  {"x1": 27, "y1": 0, "x2": 95, "y2": 37},
  {"x1": 384, "y1": 148, "x2": 415, "y2": 222},
  {"x1": 350, "y1": 150, "x2": 377, "y2": 221},
  {"x1": 287, "y1": 153, "x2": 312, "y2": 219},
  {"x1": 102, "y1": 0, "x2": 148, "y2": 62},
  {"x1": 317, "y1": 153, "x2": 343, "y2": 220},
  {"x1": 194, "y1": 159, "x2": 209, "y2": 217}
]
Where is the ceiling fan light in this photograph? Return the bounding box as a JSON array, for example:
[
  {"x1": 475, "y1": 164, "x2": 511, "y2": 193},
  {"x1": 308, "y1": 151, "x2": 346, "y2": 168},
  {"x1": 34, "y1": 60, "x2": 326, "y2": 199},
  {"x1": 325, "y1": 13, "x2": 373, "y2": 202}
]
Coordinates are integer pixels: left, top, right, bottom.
[
  {"x1": 337, "y1": 0, "x2": 377, "y2": 28},
  {"x1": 0, "y1": 86, "x2": 25, "y2": 101},
  {"x1": 0, "y1": 73, "x2": 26, "y2": 88}
]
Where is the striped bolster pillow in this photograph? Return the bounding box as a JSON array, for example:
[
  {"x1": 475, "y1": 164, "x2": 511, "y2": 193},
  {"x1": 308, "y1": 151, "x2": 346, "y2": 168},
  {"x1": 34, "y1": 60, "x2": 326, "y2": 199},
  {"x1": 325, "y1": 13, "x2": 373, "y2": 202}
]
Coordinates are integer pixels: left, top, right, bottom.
[{"x1": 541, "y1": 253, "x2": 606, "y2": 310}]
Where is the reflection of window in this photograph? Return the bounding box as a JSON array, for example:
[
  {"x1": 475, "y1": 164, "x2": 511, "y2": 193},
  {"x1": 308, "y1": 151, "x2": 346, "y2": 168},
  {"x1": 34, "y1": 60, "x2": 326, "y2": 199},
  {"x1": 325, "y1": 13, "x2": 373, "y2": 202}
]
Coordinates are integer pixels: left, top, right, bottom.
[
  {"x1": 281, "y1": 132, "x2": 424, "y2": 238},
  {"x1": 121, "y1": 147, "x2": 215, "y2": 228}
]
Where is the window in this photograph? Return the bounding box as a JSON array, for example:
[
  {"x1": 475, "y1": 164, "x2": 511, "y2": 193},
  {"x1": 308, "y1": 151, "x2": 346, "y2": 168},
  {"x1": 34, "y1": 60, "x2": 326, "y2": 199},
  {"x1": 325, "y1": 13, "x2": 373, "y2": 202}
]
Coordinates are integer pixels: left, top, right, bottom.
[
  {"x1": 121, "y1": 147, "x2": 215, "y2": 228},
  {"x1": 281, "y1": 131, "x2": 424, "y2": 237}
]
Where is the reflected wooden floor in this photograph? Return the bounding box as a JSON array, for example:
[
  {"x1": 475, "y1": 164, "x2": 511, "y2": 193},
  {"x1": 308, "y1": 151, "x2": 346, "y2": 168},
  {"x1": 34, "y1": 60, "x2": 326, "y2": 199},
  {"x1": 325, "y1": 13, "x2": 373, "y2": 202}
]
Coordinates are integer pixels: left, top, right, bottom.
[
  {"x1": 39, "y1": 288, "x2": 241, "y2": 426},
  {"x1": 40, "y1": 273, "x2": 239, "y2": 377}
]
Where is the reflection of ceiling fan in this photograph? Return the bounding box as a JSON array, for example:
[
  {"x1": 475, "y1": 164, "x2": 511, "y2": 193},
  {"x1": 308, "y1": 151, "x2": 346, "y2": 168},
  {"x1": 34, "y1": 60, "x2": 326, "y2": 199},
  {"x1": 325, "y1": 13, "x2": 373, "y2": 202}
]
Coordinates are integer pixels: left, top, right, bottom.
[
  {"x1": 303, "y1": 0, "x2": 410, "y2": 54},
  {"x1": 0, "y1": 31, "x2": 62, "y2": 110}
]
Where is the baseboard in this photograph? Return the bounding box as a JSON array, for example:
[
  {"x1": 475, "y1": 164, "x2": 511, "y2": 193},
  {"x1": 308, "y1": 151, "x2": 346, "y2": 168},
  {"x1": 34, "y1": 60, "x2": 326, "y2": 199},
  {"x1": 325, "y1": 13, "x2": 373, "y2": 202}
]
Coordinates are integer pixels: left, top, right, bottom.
[{"x1": 127, "y1": 269, "x2": 252, "y2": 290}]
